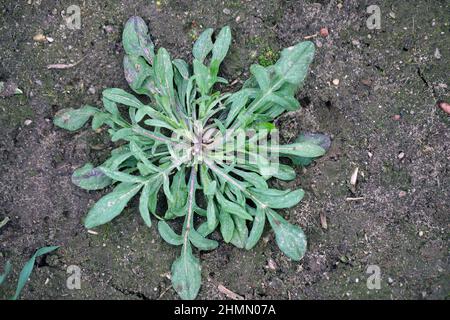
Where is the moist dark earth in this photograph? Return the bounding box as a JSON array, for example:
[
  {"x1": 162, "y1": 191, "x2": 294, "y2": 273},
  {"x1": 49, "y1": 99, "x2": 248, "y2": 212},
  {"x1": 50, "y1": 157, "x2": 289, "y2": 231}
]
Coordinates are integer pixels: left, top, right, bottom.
[{"x1": 0, "y1": 0, "x2": 448, "y2": 300}]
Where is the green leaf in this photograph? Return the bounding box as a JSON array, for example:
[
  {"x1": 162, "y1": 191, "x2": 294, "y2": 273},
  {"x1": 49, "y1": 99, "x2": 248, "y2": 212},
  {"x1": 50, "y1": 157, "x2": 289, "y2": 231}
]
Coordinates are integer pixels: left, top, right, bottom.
[
  {"x1": 129, "y1": 141, "x2": 160, "y2": 173},
  {"x1": 274, "y1": 41, "x2": 315, "y2": 86},
  {"x1": 271, "y1": 164, "x2": 296, "y2": 181},
  {"x1": 245, "y1": 207, "x2": 266, "y2": 250},
  {"x1": 218, "y1": 211, "x2": 234, "y2": 243},
  {"x1": 0, "y1": 261, "x2": 12, "y2": 286},
  {"x1": 53, "y1": 106, "x2": 97, "y2": 131},
  {"x1": 189, "y1": 229, "x2": 218, "y2": 251},
  {"x1": 230, "y1": 216, "x2": 248, "y2": 249},
  {"x1": 11, "y1": 246, "x2": 59, "y2": 300},
  {"x1": 71, "y1": 163, "x2": 112, "y2": 190},
  {"x1": 103, "y1": 88, "x2": 144, "y2": 109},
  {"x1": 124, "y1": 55, "x2": 153, "y2": 95},
  {"x1": 154, "y1": 48, "x2": 175, "y2": 101},
  {"x1": 99, "y1": 166, "x2": 146, "y2": 184},
  {"x1": 250, "y1": 64, "x2": 270, "y2": 91},
  {"x1": 84, "y1": 183, "x2": 142, "y2": 229},
  {"x1": 216, "y1": 193, "x2": 253, "y2": 221},
  {"x1": 270, "y1": 142, "x2": 325, "y2": 158},
  {"x1": 206, "y1": 199, "x2": 217, "y2": 230},
  {"x1": 290, "y1": 132, "x2": 331, "y2": 166},
  {"x1": 193, "y1": 28, "x2": 214, "y2": 63},
  {"x1": 211, "y1": 26, "x2": 231, "y2": 65},
  {"x1": 267, "y1": 210, "x2": 307, "y2": 261},
  {"x1": 171, "y1": 243, "x2": 201, "y2": 300},
  {"x1": 249, "y1": 188, "x2": 304, "y2": 209},
  {"x1": 158, "y1": 221, "x2": 183, "y2": 245},
  {"x1": 122, "y1": 16, "x2": 155, "y2": 64},
  {"x1": 139, "y1": 182, "x2": 152, "y2": 227}
]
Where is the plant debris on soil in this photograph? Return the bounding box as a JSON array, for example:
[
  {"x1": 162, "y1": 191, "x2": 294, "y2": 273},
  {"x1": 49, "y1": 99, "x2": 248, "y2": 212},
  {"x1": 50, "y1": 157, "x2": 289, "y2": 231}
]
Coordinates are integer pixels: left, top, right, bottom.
[{"x1": 0, "y1": 0, "x2": 448, "y2": 300}]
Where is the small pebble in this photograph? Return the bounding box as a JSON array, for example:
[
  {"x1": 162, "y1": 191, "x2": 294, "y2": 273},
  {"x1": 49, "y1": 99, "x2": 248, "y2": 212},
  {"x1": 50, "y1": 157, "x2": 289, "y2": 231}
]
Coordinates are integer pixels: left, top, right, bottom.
[
  {"x1": 33, "y1": 33, "x2": 47, "y2": 42},
  {"x1": 320, "y1": 27, "x2": 329, "y2": 37},
  {"x1": 46, "y1": 36, "x2": 54, "y2": 43},
  {"x1": 332, "y1": 79, "x2": 340, "y2": 86},
  {"x1": 24, "y1": 119, "x2": 32, "y2": 126},
  {"x1": 235, "y1": 16, "x2": 241, "y2": 23},
  {"x1": 434, "y1": 48, "x2": 442, "y2": 59},
  {"x1": 388, "y1": 277, "x2": 394, "y2": 284},
  {"x1": 437, "y1": 101, "x2": 450, "y2": 115},
  {"x1": 393, "y1": 114, "x2": 401, "y2": 121},
  {"x1": 223, "y1": 8, "x2": 231, "y2": 15},
  {"x1": 398, "y1": 152, "x2": 405, "y2": 160},
  {"x1": 367, "y1": 151, "x2": 373, "y2": 158},
  {"x1": 398, "y1": 191, "x2": 407, "y2": 198},
  {"x1": 267, "y1": 258, "x2": 277, "y2": 271},
  {"x1": 88, "y1": 86, "x2": 96, "y2": 94},
  {"x1": 419, "y1": 231, "x2": 424, "y2": 237}
]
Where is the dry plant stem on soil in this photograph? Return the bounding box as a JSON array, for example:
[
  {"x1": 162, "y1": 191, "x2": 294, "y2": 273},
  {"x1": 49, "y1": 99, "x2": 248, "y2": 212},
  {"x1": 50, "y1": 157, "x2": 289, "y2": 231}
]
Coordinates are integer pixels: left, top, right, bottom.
[{"x1": 53, "y1": 16, "x2": 329, "y2": 299}]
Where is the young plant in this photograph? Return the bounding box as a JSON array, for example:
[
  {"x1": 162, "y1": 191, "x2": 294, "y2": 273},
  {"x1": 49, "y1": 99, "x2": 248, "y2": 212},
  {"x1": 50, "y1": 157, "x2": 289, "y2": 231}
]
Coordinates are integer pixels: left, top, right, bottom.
[{"x1": 54, "y1": 16, "x2": 328, "y2": 300}]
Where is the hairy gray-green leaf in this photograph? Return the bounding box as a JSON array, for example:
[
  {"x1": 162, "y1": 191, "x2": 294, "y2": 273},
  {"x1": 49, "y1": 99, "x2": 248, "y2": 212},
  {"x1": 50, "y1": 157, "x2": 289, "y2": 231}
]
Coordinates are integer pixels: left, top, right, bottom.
[
  {"x1": 71, "y1": 163, "x2": 112, "y2": 190},
  {"x1": 267, "y1": 210, "x2": 307, "y2": 261},
  {"x1": 84, "y1": 183, "x2": 142, "y2": 229},
  {"x1": 171, "y1": 243, "x2": 201, "y2": 300},
  {"x1": 193, "y1": 28, "x2": 214, "y2": 63},
  {"x1": 158, "y1": 221, "x2": 183, "y2": 245},
  {"x1": 53, "y1": 106, "x2": 97, "y2": 131},
  {"x1": 122, "y1": 16, "x2": 155, "y2": 64},
  {"x1": 250, "y1": 188, "x2": 304, "y2": 209}
]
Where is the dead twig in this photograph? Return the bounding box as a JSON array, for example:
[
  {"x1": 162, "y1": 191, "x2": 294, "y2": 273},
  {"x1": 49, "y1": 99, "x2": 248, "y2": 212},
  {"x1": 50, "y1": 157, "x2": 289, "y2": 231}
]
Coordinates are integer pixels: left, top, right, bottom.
[
  {"x1": 346, "y1": 197, "x2": 365, "y2": 201},
  {"x1": 47, "y1": 56, "x2": 87, "y2": 70},
  {"x1": 218, "y1": 284, "x2": 244, "y2": 300}
]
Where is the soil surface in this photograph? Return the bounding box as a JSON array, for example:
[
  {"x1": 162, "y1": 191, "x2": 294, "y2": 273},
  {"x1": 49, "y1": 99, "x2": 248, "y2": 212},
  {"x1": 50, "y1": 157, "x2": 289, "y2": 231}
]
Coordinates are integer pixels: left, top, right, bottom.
[{"x1": 0, "y1": 0, "x2": 448, "y2": 300}]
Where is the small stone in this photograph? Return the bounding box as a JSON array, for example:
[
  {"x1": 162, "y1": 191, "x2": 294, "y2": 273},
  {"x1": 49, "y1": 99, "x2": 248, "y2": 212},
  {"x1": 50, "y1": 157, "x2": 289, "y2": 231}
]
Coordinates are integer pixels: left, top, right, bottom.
[
  {"x1": 367, "y1": 151, "x2": 373, "y2": 158},
  {"x1": 393, "y1": 114, "x2": 401, "y2": 121},
  {"x1": 235, "y1": 16, "x2": 241, "y2": 23},
  {"x1": 223, "y1": 8, "x2": 231, "y2": 15},
  {"x1": 398, "y1": 191, "x2": 407, "y2": 198},
  {"x1": 24, "y1": 119, "x2": 32, "y2": 126},
  {"x1": 352, "y1": 39, "x2": 360, "y2": 46},
  {"x1": 33, "y1": 33, "x2": 47, "y2": 42},
  {"x1": 434, "y1": 48, "x2": 442, "y2": 59},
  {"x1": 267, "y1": 258, "x2": 277, "y2": 271},
  {"x1": 388, "y1": 277, "x2": 394, "y2": 284},
  {"x1": 419, "y1": 231, "x2": 424, "y2": 237},
  {"x1": 355, "y1": 278, "x2": 359, "y2": 283},
  {"x1": 389, "y1": 12, "x2": 396, "y2": 19},
  {"x1": 320, "y1": 27, "x2": 329, "y2": 37},
  {"x1": 337, "y1": 3, "x2": 343, "y2": 9},
  {"x1": 437, "y1": 101, "x2": 450, "y2": 115},
  {"x1": 103, "y1": 25, "x2": 114, "y2": 33},
  {"x1": 332, "y1": 79, "x2": 340, "y2": 86},
  {"x1": 88, "y1": 86, "x2": 96, "y2": 94},
  {"x1": 46, "y1": 36, "x2": 54, "y2": 43},
  {"x1": 398, "y1": 152, "x2": 405, "y2": 160}
]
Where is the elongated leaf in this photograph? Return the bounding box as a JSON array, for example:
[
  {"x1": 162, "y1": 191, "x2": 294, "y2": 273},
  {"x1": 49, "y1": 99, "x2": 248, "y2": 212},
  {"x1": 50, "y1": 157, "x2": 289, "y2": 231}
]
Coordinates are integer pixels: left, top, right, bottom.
[
  {"x1": 218, "y1": 211, "x2": 234, "y2": 243},
  {"x1": 216, "y1": 193, "x2": 253, "y2": 221},
  {"x1": 124, "y1": 55, "x2": 153, "y2": 95},
  {"x1": 206, "y1": 199, "x2": 217, "y2": 230},
  {"x1": 267, "y1": 210, "x2": 307, "y2": 261},
  {"x1": 11, "y1": 246, "x2": 59, "y2": 300},
  {"x1": 189, "y1": 229, "x2": 218, "y2": 251},
  {"x1": 249, "y1": 188, "x2": 304, "y2": 209},
  {"x1": 99, "y1": 166, "x2": 146, "y2": 184},
  {"x1": 158, "y1": 221, "x2": 183, "y2": 245},
  {"x1": 122, "y1": 16, "x2": 155, "y2": 64},
  {"x1": 211, "y1": 26, "x2": 231, "y2": 64},
  {"x1": 139, "y1": 182, "x2": 152, "y2": 227},
  {"x1": 230, "y1": 216, "x2": 248, "y2": 249},
  {"x1": 0, "y1": 261, "x2": 12, "y2": 286},
  {"x1": 84, "y1": 183, "x2": 142, "y2": 229},
  {"x1": 193, "y1": 28, "x2": 214, "y2": 63},
  {"x1": 154, "y1": 48, "x2": 175, "y2": 101},
  {"x1": 171, "y1": 243, "x2": 201, "y2": 300},
  {"x1": 290, "y1": 132, "x2": 331, "y2": 166},
  {"x1": 71, "y1": 163, "x2": 112, "y2": 190},
  {"x1": 271, "y1": 142, "x2": 325, "y2": 158},
  {"x1": 103, "y1": 88, "x2": 144, "y2": 109},
  {"x1": 245, "y1": 207, "x2": 266, "y2": 250},
  {"x1": 53, "y1": 106, "x2": 97, "y2": 131},
  {"x1": 271, "y1": 164, "x2": 296, "y2": 181},
  {"x1": 274, "y1": 41, "x2": 315, "y2": 86},
  {"x1": 250, "y1": 64, "x2": 270, "y2": 91}
]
